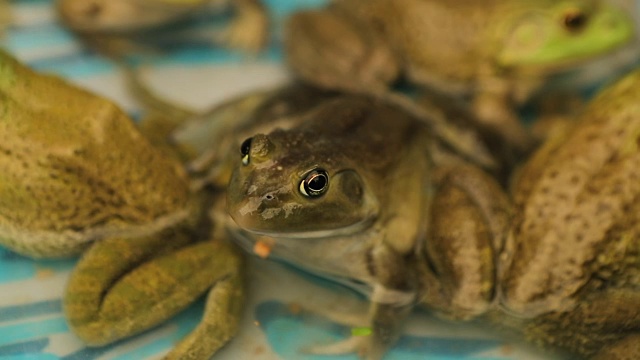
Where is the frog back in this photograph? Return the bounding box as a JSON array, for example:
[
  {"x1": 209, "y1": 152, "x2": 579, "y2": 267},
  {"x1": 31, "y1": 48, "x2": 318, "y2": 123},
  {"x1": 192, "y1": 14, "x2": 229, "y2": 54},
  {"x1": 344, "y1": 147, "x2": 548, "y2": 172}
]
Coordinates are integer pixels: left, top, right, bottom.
[
  {"x1": 0, "y1": 52, "x2": 191, "y2": 258},
  {"x1": 501, "y1": 69, "x2": 640, "y2": 316}
]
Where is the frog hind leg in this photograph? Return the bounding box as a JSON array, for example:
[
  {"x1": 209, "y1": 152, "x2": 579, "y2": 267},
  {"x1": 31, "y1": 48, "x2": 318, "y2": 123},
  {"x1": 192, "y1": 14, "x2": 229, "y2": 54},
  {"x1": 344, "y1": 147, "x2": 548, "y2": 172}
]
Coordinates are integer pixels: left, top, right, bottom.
[
  {"x1": 524, "y1": 288, "x2": 640, "y2": 358},
  {"x1": 284, "y1": 7, "x2": 399, "y2": 93},
  {"x1": 64, "y1": 228, "x2": 244, "y2": 358},
  {"x1": 163, "y1": 256, "x2": 244, "y2": 359}
]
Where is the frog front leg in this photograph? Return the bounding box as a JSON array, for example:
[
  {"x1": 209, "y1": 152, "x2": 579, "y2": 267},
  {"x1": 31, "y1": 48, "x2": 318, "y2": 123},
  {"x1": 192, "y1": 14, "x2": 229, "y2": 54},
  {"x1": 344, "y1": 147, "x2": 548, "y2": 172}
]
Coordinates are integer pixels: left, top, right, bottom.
[
  {"x1": 284, "y1": 7, "x2": 400, "y2": 93},
  {"x1": 307, "y1": 243, "x2": 417, "y2": 360},
  {"x1": 419, "y1": 164, "x2": 511, "y2": 319},
  {"x1": 472, "y1": 73, "x2": 537, "y2": 154},
  {"x1": 64, "y1": 224, "x2": 244, "y2": 359}
]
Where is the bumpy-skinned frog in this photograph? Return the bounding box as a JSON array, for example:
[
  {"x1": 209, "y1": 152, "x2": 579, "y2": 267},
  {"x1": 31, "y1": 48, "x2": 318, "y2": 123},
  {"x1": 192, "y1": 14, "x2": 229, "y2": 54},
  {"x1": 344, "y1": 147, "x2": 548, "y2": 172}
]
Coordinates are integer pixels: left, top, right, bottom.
[
  {"x1": 0, "y1": 50, "x2": 244, "y2": 359},
  {"x1": 56, "y1": 0, "x2": 268, "y2": 55},
  {"x1": 284, "y1": 0, "x2": 635, "y2": 153},
  {"x1": 222, "y1": 74, "x2": 640, "y2": 359},
  {"x1": 498, "y1": 68, "x2": 640, "y2": 359},
  {"x1": 221, "y1": 88, "x2": 512, "y2": 359}
]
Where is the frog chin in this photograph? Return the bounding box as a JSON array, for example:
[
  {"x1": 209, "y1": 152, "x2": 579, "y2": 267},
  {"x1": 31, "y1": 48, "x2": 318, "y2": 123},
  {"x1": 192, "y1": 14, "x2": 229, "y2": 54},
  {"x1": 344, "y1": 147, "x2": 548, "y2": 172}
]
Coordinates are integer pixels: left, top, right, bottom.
[{"x1": 239, "y1": 213, "x2": 377, "y2": 240}]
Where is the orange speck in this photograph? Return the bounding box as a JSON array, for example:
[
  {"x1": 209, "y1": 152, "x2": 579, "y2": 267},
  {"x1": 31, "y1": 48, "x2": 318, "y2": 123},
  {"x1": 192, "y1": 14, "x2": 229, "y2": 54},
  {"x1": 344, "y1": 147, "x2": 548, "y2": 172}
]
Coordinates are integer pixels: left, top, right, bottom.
[{"x1": 253, "y1": 239, "x2": 273, "y2": 258}]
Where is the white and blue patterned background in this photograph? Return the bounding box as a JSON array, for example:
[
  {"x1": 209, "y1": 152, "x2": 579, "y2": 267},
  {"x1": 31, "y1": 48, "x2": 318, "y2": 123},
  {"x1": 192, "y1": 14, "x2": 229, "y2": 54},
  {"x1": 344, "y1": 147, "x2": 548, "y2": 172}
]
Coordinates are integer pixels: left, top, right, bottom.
[{"x1": 0, "y1": 0, "x2": 610, "y2": 359}]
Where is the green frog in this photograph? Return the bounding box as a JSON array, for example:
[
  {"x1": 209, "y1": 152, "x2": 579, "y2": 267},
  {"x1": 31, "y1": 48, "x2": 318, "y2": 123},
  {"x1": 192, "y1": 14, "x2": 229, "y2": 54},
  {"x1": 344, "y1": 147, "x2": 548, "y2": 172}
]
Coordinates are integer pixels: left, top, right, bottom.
[
  {"x1": 284, "y1": 0, "x2": 635, "y2": 152},
  {"x1": 56, "y1": 0, "x2": 268, "y2": 55},
  {"x1": 223, "y1": 72, "x2": 640, "y2": 359},
  {"x1": 0, "y1": 50, "x2": 244, "y2": 359}
]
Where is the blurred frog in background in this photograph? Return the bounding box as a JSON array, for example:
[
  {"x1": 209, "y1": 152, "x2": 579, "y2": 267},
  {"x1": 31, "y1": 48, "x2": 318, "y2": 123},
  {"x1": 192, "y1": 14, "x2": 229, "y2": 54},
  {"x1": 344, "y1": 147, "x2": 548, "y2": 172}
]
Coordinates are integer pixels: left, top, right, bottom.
[
  {"x1": 0, "y1": 50, "x2": 244, "y2": 359},
  {"x1": 56, "y1": 0, "x2": 268, "y2": 56},
  {"x1": 500, "y1": 68, "x2": 640, "y2": 360},
  {"x1": 284, "y1": 0, "x2": 636, "y2": 153}
]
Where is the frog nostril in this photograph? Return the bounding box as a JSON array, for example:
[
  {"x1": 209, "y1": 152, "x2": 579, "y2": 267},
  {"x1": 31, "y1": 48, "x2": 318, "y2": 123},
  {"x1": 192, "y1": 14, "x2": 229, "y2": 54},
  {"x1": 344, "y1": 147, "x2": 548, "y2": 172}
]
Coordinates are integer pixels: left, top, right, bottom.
[{"x1": 263, "y1": 194, "x2": 275, "y2": 201}]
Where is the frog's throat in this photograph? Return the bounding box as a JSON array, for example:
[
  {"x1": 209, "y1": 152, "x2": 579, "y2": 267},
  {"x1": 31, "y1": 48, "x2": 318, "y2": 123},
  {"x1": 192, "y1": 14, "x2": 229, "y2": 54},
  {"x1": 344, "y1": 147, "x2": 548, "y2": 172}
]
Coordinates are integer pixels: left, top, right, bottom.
[
  {"x1": 236, "y1": 213, "x2": 378, "y2": 240},
  {"x1": 0, "y1": 206, "x2": 192, "y2": 258},
  {"x1": 229, "y1": 225, "x2": 376, "y2": 297}
]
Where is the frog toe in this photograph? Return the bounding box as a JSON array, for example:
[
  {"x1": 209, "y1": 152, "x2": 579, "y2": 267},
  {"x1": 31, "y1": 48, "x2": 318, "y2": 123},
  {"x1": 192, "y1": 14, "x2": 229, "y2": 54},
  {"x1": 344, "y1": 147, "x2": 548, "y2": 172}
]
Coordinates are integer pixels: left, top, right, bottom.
[
  {"x1": 164, "y1": 270, "x2": 244, "y2": 359},
  {"x1": 304, "y1": 334, "x2": 386, "y2": 360},
  {"x1": 64, "y1": 234, "x2": 244, "y2": 357}
]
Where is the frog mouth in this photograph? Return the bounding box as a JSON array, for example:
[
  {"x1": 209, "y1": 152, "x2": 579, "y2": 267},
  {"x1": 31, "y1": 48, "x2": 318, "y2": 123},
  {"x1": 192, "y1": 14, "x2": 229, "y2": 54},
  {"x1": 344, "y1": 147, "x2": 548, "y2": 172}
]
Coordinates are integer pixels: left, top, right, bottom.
[{"x1": 235, "y1": 213, "x2": 377, "y2": 240}]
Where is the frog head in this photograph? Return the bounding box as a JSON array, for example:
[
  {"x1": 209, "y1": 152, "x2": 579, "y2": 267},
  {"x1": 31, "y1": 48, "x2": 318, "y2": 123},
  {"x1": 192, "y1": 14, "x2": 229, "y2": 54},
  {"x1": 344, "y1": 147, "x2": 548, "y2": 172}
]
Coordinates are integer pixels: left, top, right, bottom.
[
  {"x1": 496, "y1": 0, "x2": 635, "y2": 69},
  {"x1": 0, "y1": 50, "x2": 191, "y2": 257},
  {"x1": 226, "y1": 124, "x2": 379, "y2": 239}
]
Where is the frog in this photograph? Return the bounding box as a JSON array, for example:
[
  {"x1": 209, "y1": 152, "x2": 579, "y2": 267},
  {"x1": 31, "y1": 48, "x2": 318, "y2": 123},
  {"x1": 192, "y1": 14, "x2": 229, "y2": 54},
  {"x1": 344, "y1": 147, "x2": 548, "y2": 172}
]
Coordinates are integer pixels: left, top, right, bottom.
[
  {"x1": 0, "y1": 49, "x2": 244, "y2": 359},
  {"x1": 498, "y1": 68, "x2": 640, "y2": 359},
  {"x1": 222, "y1": 86, "x2": 513, "y2": 358},
  {"x1": 55, "y1": 0, "x2": 268, "y2": 56},
  {"x1": 284, "y1": 0, "x2": 636, "y2": 153},
  {"x1": 222, "y1": 72, "x2": 640, "y2": 359}
]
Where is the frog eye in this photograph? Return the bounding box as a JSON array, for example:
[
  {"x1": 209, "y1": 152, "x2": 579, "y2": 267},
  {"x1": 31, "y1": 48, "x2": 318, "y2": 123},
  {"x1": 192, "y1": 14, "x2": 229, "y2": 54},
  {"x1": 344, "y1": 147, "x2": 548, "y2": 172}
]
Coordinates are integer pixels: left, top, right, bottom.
[
  {"x1": 562, "y1": 9, "x2": 588, "y2": 32},
  {"x1": 240, "y1": 137, "x2": 252, "y2": 165},
  {"x1": 299, "y1": 169, "x2": 329, "y2": 197}
]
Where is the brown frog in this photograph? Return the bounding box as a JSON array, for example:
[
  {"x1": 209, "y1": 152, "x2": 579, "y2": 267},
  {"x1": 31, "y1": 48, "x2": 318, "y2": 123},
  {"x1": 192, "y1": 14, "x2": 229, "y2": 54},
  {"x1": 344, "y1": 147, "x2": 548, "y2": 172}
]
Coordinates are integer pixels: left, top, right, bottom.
[{"x1": 284, "y1": 0, "x2": 636, "y2": 153}]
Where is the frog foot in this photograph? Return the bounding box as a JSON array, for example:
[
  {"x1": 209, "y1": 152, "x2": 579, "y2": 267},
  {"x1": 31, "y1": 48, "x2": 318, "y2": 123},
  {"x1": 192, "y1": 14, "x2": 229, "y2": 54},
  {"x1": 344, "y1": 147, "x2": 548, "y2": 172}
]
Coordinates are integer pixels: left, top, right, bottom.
[
  {"x1": 214, "y1": 1, "x2": 268, "y2": 53},
  {"x1": 64, "y1": 229, "x2": 244, "y2": 359},
  {"x1": 304, "y1": 335, "x2": 382, "y2": 360}
]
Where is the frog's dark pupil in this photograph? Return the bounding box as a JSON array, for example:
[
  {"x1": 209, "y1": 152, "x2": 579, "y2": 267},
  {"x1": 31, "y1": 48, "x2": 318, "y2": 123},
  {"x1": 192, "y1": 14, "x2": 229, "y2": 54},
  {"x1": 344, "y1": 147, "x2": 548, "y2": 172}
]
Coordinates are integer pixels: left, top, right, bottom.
[
  {"x1": 301, "y1": 169, "x2": 329, "y2": 197},
  {"x1": 564, "y1": 12, "x2": 587, "y2": 31},
  {"x1": 307, "y1": 173, "x2": 327, "y2": 191},
  {"x1": 240, "y1": 138, "x2": 252, "y2": 156}
]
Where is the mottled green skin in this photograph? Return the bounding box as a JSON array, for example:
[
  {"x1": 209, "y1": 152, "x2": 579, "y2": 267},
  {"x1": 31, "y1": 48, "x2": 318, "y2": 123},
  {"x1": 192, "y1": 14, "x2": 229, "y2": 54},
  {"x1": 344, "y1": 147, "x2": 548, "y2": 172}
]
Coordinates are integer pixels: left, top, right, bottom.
[
  {"x1": 0, "y1": 50, "x2": 190, "y2": 258},
  {"x1": 0, "y1": 50, "x2": 244, "y2": 359},
  {"x1": 501, "y1": 69, "x2": 640, "y2": 359},
  {"x1": 285, "y1": 0, "x2": 635, "y2": 151}
]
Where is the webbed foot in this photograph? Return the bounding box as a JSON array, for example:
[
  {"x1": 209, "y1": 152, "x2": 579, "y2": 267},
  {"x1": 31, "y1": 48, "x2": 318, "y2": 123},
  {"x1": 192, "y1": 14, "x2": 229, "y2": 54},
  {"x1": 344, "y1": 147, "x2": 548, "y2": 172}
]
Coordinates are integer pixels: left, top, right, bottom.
[{"x1": 64, "y1": 227, "x2": 244, "y2": 359}]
